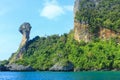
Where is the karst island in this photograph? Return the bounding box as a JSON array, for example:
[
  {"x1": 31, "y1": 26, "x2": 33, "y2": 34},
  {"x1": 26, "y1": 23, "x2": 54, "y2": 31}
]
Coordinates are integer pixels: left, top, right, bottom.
[{"x1": 0, "y1": 0, "x2": 120, "y2": 72}]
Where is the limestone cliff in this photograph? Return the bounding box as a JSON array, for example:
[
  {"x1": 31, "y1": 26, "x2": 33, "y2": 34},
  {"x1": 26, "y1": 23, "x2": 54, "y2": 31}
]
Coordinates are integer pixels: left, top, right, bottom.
[
  {"x1": 16, "y1": 22, "x2": 32, "y2": 59},
  {"x1": 74, "y1": 0, "x2": 120, "y2": 42},
  {"x1": 74, "y1": 0, "x2": 92, "y2": 42},
  {"x1": 9, "y1": 22, "x2": 32, "y2": 63},
  {"x1": 74, "y1": 21, "x2": 91, "y2": 42},
  {"x1": 99, "y1": 27, "x2": 120, "y2": 40}
]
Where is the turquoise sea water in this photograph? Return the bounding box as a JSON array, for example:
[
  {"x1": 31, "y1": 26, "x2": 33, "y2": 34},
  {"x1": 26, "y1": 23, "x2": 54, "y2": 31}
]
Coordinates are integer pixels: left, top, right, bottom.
[{"x1": 0, "y1": 71, "x2": 120, "y2": 80}]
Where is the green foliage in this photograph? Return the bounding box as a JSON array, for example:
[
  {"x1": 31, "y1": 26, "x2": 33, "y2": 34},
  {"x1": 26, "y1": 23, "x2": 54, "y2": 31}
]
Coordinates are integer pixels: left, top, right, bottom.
[
  {"x1": 75, "y1": 0, "x2": 120, "y2": 33},
  {"x1": 14, "y1": 30, "x2": 120, "y2": 71},
  {"x1": 0, "y1": 60, "x2": 9, "y2": 66},
  {"x1": 13, "y1": 0, "x2": 120, "y2": 71}
]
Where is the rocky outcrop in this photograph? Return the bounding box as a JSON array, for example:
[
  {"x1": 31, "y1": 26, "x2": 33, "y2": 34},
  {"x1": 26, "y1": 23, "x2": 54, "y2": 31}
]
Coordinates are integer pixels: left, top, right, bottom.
[
  {"x1": 49, "y1": 61, "x2": 74, "y2": 71},
  {"x1": 16, "y1": 22, "x2": 32, "y2": 59},
  {"x1": 74, "y1": 0, "x2": 119, "y2": 42},
  {"x1": 5, "y1": 64, "x2": 34, "y2": 71},
  {"x1": 0, "y1": 63, "x2": 34, "y2": 71},
  {"x1": 74, "y1": 21, "x2": 91, "y2": 42},
  {"x1": 74, "y1": 0, "x2": 101, "y2": 14},
  {"x1": 74, "y1": 0, "x2": 92, "y2": 42},
  {"x1": 9, "y1": 22, "x2": 32, "y2": 63},
  {"x1": 99, "y1": 27, "x2": 120, "y2": 39},
  {"x1": 74, "y1": 0, "x2": 81, "y2": 14}
]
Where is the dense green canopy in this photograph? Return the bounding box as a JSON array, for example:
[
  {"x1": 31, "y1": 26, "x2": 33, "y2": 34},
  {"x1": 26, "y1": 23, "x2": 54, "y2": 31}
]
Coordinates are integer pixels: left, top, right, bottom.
[
  {"x1": 15, "y1": 31, "x2": 120, "y2": 71},
  {"x1": 75, "y1": 0, "x2": 120, "y2": 33},
  {"x1": 11, "y1": 0, "x2": 120, "y2": 71}
]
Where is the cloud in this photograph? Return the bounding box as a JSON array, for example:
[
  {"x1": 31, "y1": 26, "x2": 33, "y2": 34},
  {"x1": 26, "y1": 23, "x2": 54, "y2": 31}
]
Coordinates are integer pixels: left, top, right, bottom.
[
  {"x1": 40, "y1": 0, "x2": 73, "y2": 20},
  {"x1": 40, "y1": 0, "x2": 64, "y2": 20}
]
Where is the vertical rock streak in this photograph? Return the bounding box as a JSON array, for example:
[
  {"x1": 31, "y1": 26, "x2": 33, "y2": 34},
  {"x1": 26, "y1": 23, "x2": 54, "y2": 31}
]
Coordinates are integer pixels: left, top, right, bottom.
[{"x1": 74, "y1": 0, "x2": 91, "y2": 42}]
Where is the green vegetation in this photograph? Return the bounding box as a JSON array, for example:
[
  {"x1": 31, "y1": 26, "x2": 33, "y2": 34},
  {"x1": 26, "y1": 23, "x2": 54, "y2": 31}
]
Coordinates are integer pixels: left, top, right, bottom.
[
  {"x1": 75, "y1": 0, "x2": 120, "y2": 33},
  {"x1": 0, "y1": 60, "x2": 9, "y2": 66},
  {"x1": 14, "y1": 30, "x2": 120, "y2": 71},
  {"x1": 11, "y1": 0, "x2": 120, "y2": 71}
]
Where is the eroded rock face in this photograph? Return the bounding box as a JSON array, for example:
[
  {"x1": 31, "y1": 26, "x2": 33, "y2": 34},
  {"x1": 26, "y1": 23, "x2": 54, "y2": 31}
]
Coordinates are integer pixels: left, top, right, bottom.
[
  {"x1": 99, "y1": 27, "x2": 120, "y2": 39},
  {"x1": 49, "y1": 61, "x2": 74, "y2": 71},
  {"x1": 74, "y1": 0, "x2": 100, "y2": 14},
  {"x1": 74, "y1": 0, "x2": 81, "y2": 14},
  {"x1": 74, "y1": 21, "x2": 91, "y2": 42},
  {"x1": 74, "y1": 0, "x2": 92, "y2": 42},
  {"x1": 19, "y1": 23, "x2": 31, "y2": 48},
  {"x1": 17, "y1": 22, "x2": 32, "y2": 59},
  {"x1": 74, "y1": 0, "x2": 103, "y2": 42},
  {"x1": 5, "y1": 64, "x2": 34, "y2": 71}
]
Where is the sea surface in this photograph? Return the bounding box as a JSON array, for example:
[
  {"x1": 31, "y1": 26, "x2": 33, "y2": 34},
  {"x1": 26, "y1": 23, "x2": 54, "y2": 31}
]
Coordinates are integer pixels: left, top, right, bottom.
[{"x1": 0, "y1": 71, "x2": 120, "y2": 80}]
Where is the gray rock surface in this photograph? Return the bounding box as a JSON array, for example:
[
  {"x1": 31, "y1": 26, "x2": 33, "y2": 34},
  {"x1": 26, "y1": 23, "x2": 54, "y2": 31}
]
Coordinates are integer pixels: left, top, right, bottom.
[
  {"x1": 74, "y1": 0, "x2": 81, "y2": 14},
  {"x1": 19, "y1": 22, "x2": 31, "y2": 41},
  {"x1": 49, "y1": 61, "x2": 74, "y2": 71},
  {"x1": 74, "y1": 0, "x2": 101, "y2": 14},
  {"x1": 17, "y1": 22, "x2": 32, "y2": 59},
  {"x1": 5, "y1": 64, "x2": 34, "y2": 71}
]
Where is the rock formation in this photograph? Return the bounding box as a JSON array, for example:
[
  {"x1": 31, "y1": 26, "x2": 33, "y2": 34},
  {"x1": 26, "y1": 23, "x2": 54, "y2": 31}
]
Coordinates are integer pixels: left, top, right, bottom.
[
  {"x1": 74, "y1": 0, "x2": 120, "y2": 42},
  {"x1": 74, "y1": 0, "x2": 101, "y2": 16},
  {"x1": 74, "y1": 0, "x2": 81, "y2": 15},
  {"x1": 99, "y1": 27, "x2": 117, "y2": 39},
  {"x1": 5, "y1": 64, "x2": 34, "y2": 71},
  {"x1": 0, "y1": 64, "x2": 34, "y2": 71},
  {"x1": 74, "y1": 21, "x2": 91, "y2": 42},
  {"x1": 9, "y1": 22, "x2": 32, "y2": 63},
  {"x1": 16, "y1": 22, "x2": 32, "y2": 59},
  {"x1": 74, "y1": 0, "x2": 92, "y2": 42},
  {"x1": 49, "y1": 61, "x2": 74, "y2": 71}
]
